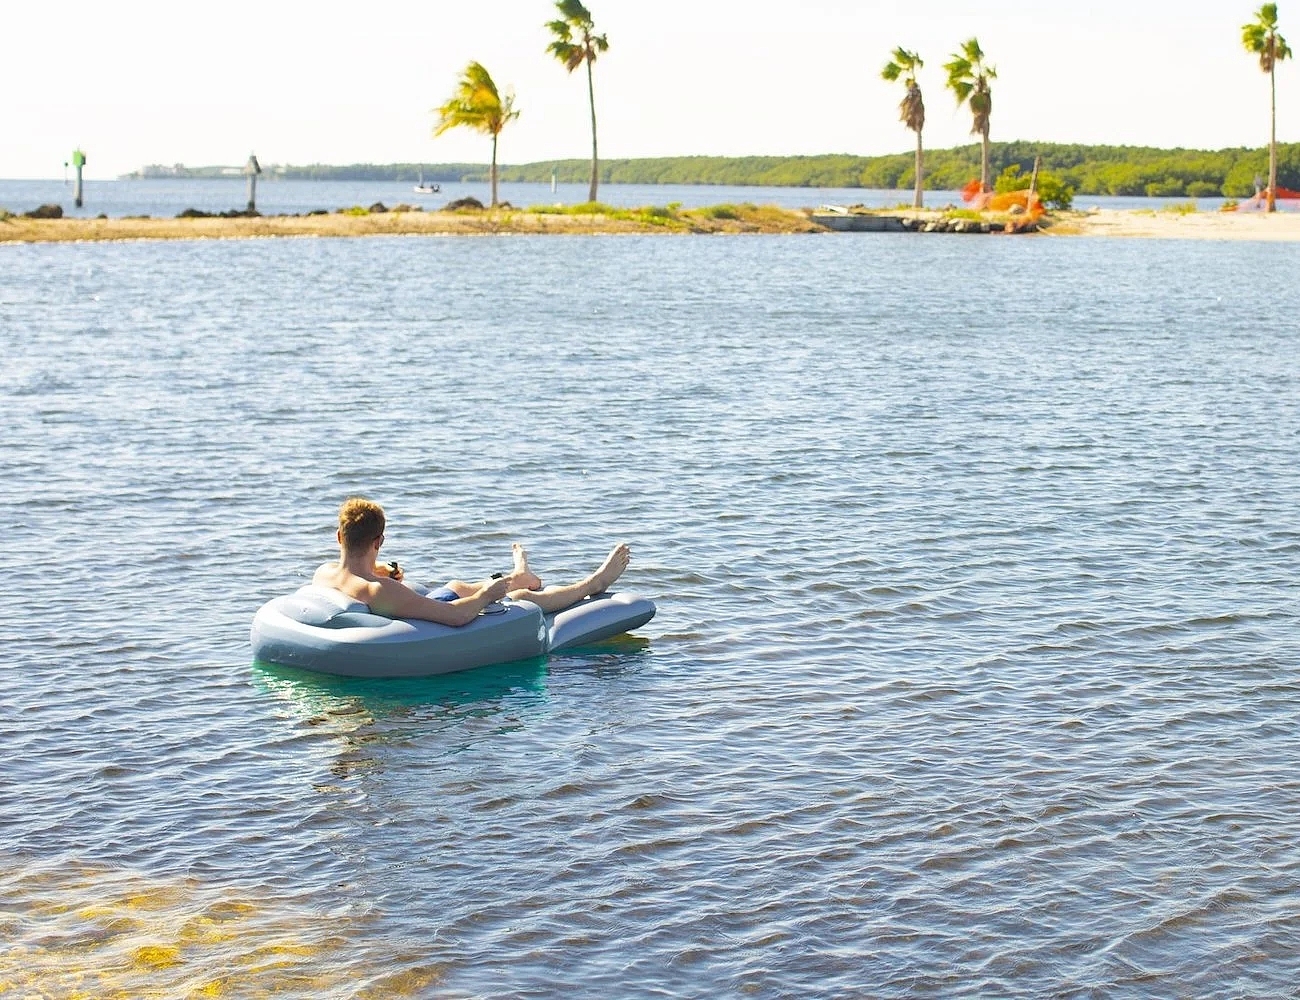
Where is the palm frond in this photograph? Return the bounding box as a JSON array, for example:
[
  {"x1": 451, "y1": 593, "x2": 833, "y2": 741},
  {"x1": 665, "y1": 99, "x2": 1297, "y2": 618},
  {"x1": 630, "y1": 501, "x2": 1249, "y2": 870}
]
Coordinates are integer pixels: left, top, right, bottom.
[
  {"x1": 900, "y1": 83, "x2": 925, "y2": 134},
  {"x1": 432, "y1": 62, "x2": 519, "y2": 139},
  {"x1": 554, "y1": 0, "x2": 594, "y2": 29},
  {"x1": 1243, "y1": 5, "x2": 1291, "y2": 70}
]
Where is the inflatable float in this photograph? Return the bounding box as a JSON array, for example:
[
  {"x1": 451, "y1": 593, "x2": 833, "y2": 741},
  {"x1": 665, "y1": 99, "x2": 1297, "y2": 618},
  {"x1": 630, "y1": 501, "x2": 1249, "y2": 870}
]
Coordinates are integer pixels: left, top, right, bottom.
[{"x1": 250, "y1": 583, "x2": 656, "y2": 679}]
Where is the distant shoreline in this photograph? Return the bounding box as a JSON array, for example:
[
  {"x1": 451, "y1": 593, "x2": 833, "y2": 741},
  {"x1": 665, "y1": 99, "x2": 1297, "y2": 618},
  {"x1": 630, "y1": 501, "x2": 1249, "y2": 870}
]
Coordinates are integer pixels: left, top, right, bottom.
[
  {"x1": 112, "y1": 141, "x2": 1300, "y2": 200},
  {"x1": 4, "y1": 206, "x2": 1300, "y2": 244}
]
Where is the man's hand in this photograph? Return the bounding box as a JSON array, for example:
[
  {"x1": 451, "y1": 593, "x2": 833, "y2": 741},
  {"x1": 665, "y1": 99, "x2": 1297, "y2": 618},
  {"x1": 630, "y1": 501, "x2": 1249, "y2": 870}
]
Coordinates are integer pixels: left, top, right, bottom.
[{"x1": 484, "y1": 577, "x2": 511, "y2": 602}]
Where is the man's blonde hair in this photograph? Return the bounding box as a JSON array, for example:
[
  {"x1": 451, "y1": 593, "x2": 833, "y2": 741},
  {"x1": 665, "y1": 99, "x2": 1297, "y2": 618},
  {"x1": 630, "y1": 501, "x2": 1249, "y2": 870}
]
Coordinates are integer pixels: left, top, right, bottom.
[{"x1": 338, "y1": 497, "x2": 385, "y2": 550}]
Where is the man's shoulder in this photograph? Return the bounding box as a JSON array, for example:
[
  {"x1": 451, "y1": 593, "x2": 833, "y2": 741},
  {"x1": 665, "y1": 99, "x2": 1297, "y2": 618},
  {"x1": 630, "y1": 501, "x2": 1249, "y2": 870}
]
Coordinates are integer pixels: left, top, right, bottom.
[{"x1": 313, "y1": 564, "x2": 381, "y2": 603}]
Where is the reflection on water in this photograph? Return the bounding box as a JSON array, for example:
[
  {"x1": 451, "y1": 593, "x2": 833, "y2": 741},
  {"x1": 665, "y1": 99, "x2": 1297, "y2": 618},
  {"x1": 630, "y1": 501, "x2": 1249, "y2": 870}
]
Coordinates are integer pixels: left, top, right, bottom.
[{"x1": 254, "y1": 656, "x2": 551, "y2": 728}]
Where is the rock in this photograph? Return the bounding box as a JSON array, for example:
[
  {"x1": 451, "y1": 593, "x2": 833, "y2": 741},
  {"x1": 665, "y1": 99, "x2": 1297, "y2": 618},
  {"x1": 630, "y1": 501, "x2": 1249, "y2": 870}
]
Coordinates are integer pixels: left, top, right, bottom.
[
  {"x1": 24, "y1": 204, "x2": 63, "y2": 219},
  {"x1": 445, "y1": 197, "x2": 485, "y2": 211},
  {"x1": 368, "y1": 202, "x2": 388, "y2": 213},
  {"x1": 177, "y1": 208, "x2": 213, "y2": 218}
]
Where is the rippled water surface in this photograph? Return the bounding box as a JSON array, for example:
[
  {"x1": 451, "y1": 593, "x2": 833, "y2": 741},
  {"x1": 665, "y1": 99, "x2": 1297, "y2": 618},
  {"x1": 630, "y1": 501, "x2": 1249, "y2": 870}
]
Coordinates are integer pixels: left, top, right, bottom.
[{"x1": 3, "y1": 232, "x2": 1300, "y2": 998}]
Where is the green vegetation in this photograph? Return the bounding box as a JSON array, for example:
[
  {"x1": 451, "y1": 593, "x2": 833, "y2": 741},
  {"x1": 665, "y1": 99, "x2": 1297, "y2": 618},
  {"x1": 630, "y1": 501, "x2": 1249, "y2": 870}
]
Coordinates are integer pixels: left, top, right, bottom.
[
  {"x1": 881, "y1": 48, "x2": 926, "y2": 209},
  {"x1": 526, "y1": 201, "x2": 681, "y2": 226},
  {"x1": 546, "y1": 0, "x2": 609, "y2": 203},
  {"x1": 1242, "y1": 3, "x2": 1293, "y2": 211},
  {"x1": 494, "y1": 143, "x2": 1300, "y2": 196},
  {"x1": 944, "y1": 38, "x2": 997, "y2": 192},
  {"x1": 995, "y1": 164, "x2": 1074, "y2": 210},
  {"x1": 434, "y1": 62, "x2": 520, "y2": 208}
]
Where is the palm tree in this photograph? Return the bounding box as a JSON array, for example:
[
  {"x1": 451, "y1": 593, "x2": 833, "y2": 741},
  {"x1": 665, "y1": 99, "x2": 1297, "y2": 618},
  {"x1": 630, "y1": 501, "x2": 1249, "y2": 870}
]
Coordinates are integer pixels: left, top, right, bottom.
[
  {"x1": 546, "y1": 0, "x2": 609, "y2": 203},
  {"x1": 433, "y1": 62, "x2": 519, "y2": 208},
  {"x1": 944, "y1": 38, "x2": 997, "y2": 194},
  {"x1": 1242, "y1": 4, "x2": 1293, "y2": 212},
  {"x1": 882, "y1": 48, "x2": 926, "y2": 209}
]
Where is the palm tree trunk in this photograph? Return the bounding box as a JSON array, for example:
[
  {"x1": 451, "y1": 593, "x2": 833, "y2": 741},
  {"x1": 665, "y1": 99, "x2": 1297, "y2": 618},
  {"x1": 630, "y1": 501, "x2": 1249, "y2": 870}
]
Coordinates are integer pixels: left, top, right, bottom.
[
  {"x1": 1268, "y1": 62, "x2": 1278, "y2": 213},
  {"x1": 586, "y1": 55, "x2": 599, "y2": 204},
  {"x1": 491, "y1": 133, "x2": 499, "y2": 208},
  {"x1": 981, "y1": 127, "x2": 991, "y2": 193},
  {"x1": 914, "y1": 130, "x2": 924, "y2": 209}
]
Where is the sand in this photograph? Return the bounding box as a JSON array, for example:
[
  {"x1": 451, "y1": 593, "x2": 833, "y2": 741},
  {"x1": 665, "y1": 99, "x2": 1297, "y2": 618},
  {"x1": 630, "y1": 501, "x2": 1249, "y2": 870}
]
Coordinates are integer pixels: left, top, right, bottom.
[
  {"x1": 1047, "y1": 208, "x2": 1300, "y2": 241},
  {"x1": 0, "y1": 205, "x2": 822, "y2": 243},
  {"x1": 5, "y1": 206, "x2": 1300, "y2": 244}
]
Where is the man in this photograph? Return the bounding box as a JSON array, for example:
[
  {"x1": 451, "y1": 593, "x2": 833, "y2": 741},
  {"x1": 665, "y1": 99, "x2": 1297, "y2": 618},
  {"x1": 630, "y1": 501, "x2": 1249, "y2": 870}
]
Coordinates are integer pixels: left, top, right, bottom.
[{"x1": 313, "y1": 497, "x2": 631, "y2": 627}]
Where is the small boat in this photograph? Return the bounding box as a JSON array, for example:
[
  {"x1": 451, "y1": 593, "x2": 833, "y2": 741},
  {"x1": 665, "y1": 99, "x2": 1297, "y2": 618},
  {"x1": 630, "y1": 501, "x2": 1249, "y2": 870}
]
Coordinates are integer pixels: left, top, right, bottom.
[
  {"x1": 811, "y1": 210, "x2": 907, "y2": 232},
  {"x1": 413, "y1": 169, "x2": 440, "y2": 195},
  {"x1": 251, "y1": 583, "x2": 656, "y2": 678}
]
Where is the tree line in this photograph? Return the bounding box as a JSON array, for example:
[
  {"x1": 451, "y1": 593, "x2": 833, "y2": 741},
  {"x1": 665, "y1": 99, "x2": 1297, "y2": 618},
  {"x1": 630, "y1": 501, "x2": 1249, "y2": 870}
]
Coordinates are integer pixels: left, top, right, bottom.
[
  {"x1": 480, "y1": 144, "x2": 1300, "y2": 199},
  {"x1": 133, "y1": 144, "x2": 1299, "y2": 199}
]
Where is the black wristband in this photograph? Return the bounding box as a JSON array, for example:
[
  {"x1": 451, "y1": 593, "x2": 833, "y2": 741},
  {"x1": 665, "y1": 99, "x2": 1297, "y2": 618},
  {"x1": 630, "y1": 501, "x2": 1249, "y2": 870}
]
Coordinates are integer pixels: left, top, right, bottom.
[{"x1": 491, "y1": 572, "x2": 505, "y2": 579}]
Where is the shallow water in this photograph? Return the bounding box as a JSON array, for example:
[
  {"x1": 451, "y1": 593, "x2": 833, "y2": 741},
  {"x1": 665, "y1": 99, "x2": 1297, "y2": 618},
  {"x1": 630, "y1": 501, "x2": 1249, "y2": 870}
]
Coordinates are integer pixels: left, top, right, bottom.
[{"x1": 3, "y1": 232, "x2": 1300, "y2": 997}]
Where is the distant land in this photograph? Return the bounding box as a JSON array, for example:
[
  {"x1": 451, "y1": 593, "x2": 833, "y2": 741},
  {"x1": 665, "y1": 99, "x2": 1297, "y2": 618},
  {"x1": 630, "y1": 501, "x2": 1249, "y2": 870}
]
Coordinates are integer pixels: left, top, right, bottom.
[{"x1": 121, "y1": 142, "x2": 1300, "y2": 199}]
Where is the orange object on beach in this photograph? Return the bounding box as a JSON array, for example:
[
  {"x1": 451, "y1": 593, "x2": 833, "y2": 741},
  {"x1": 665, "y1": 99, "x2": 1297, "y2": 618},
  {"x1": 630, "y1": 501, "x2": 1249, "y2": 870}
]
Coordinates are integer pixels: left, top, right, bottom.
[
  {"x1": 987, "y1": 189, "x2": 1045, "y2": 219},
  {"x1": 1235, "y1": 186, "x2": 1300, "y2": 211},
  {"x1": 961, "y1": 178, "x2": 986, "y2": 203}
]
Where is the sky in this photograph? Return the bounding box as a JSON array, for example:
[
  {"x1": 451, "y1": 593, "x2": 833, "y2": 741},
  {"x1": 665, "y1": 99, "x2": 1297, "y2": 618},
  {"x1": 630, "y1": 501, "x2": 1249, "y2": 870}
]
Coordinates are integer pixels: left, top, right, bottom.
[{"x1": 3, "y1": 0, "x2": 1297, "y2": 179}]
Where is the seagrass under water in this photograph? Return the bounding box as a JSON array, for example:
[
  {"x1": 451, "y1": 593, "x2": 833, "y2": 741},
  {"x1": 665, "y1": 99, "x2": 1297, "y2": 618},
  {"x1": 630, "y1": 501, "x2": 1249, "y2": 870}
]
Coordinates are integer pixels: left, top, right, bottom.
[{"x1": 2, "y1": 232, "x2": 1299, "y2": 997}]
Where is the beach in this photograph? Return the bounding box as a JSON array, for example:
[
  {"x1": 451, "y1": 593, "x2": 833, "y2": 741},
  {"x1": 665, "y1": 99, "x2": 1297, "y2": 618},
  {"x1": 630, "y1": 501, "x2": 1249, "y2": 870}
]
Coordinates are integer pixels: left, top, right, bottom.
[
  {"x1": 5, "y1": 204, "x2": 1300, "y2": 242},
  {"x1": 0, "y1": 204, "x2": 823, "y2": 242},
  {"x1": 1050, "y1": 207, "x2": 1300, "y2": 240}
]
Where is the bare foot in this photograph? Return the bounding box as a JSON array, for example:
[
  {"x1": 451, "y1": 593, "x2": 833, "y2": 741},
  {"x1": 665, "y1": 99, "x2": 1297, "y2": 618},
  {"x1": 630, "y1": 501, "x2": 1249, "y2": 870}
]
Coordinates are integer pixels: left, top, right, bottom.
[
  {"x1": 590, "y1": 543, "x2": 631, "y2": 593},
  {"x1": 510, "y1": 542, "x2": 542, "y2": 590}
]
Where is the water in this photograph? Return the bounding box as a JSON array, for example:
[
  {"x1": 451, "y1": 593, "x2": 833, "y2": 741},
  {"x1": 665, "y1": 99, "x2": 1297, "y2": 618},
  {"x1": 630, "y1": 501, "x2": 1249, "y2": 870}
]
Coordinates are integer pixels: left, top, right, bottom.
[
  {"x1": 0, "y1": 177, "x2": 1236, "y2": 219},
  {"x1": 3, "y1": 232, "x2": 1300, "y2": 998}
]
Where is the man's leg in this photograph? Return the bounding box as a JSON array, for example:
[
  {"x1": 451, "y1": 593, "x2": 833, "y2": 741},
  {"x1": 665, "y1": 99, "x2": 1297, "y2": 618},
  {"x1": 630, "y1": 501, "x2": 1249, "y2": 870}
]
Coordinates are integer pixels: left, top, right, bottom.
[{"x1": 507, "y1": 543, "x2": 631, "y2": 613}]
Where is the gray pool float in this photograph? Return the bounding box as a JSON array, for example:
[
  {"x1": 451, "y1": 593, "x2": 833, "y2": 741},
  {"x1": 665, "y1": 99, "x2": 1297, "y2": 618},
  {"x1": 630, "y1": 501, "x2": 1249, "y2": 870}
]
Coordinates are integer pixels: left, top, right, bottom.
[{"x1": 251, "y1": 583, "x2": 656, "y2": 678}]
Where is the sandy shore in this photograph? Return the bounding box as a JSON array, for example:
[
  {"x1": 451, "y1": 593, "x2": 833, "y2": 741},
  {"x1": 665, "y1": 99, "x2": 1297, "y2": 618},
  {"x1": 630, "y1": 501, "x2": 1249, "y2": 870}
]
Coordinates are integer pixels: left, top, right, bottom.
[
  {"x1": 0, "y1": 205, "x2": 821, "y2": 243},
  {"x1": 5, "y1": 205, "x2": 1300, "y2": 243},
  {"x1": 1047, "y1": 208, "x2": 1300, "y2": 241}
]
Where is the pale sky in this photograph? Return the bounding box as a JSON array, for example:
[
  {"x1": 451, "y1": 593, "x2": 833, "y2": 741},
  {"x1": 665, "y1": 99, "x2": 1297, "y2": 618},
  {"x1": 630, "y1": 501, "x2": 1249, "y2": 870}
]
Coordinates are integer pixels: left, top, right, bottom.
[{"x1": 3, "y1": 0, "x2": 1296, "y2": 179}]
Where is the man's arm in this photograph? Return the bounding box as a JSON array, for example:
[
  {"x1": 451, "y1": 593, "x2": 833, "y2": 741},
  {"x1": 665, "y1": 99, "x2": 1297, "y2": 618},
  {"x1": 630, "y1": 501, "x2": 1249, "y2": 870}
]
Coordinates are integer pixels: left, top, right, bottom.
[{"x1": 369, "y1": 576, "x2": 511, "y2": 626}]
